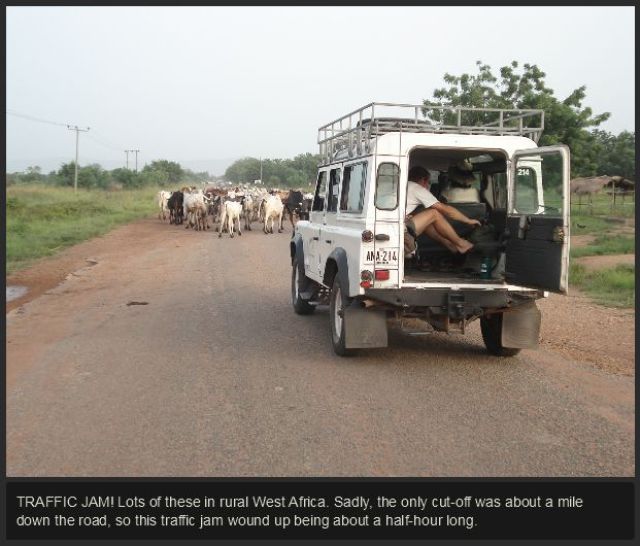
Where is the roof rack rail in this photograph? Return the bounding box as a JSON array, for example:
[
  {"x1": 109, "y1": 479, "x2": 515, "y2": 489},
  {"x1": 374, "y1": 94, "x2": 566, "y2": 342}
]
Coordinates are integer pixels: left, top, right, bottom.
[{"x1": 317, "y1": 102, "x2": 544, "y2": 163}]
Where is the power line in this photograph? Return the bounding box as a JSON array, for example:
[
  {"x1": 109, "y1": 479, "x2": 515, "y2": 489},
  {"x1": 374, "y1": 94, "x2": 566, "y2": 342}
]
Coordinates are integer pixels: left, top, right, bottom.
[
  {"x1": 86, "y1": 131, "x2": 123, "y2": 152},
  {"x1": 6, "y1": 109, "x2": 70, "y2": 128},
  {"x1": 8, "y1": 108, "x2": 142, "y2": 174},
  {"x1": 9, "y1": 107, "x2": 134, "y2": 158}
]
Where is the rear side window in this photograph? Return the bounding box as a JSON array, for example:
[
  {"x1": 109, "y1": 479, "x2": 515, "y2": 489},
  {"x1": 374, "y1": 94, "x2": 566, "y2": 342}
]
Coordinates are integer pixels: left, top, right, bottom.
[
  {"x1": 327, "y1": 168, "x2": 341, "y2": 212},
  {"x1": 375, "y1": 163, "x2": 399, "y2": 210},
  {"x1": 312, "y1": 171, "x2": 327, "y2": 211},
  {"x1": 340, "y1": 162, "x2": 367, "y2": 213}
]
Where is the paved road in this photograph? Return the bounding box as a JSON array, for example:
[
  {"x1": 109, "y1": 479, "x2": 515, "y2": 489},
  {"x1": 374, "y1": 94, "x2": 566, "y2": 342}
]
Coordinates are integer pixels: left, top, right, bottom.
[{"x1": 6, "y1": 219, "x2": 634, "y2": 476}]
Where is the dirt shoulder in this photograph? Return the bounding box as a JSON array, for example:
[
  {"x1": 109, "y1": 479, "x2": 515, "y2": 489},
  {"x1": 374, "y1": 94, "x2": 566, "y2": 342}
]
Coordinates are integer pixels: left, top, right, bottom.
[
  {"x1": 6, "y1": 217, "x2": 161, "y2": 314},
  {"x1": 575, "y1": 253, "x2": 635, "y2": 271},
  {"x1": 537, "y1": 290, "x2": 634, "y2": 376}
]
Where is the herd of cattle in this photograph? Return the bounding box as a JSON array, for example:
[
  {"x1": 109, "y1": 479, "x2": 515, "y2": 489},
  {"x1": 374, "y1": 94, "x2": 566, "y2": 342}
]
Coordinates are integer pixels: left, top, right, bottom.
[{"x1": 157, "y1": 186, "x2": 314, "y2": 237}]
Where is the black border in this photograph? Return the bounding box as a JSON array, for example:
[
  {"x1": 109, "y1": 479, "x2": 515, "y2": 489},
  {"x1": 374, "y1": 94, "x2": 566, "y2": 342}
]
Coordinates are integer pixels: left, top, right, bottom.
[{"x1": 3, "y1": 3, "x2": 638, "y2": 546}]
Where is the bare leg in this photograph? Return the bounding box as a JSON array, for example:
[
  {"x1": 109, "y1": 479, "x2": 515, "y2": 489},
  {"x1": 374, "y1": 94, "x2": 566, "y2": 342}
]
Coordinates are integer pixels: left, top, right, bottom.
[
  {"x1": 424, "y1": 224, "x2": 458, "y2": 253},
  {"x1": 411, "y1": 209, "x2": 474, "y2": 254}
]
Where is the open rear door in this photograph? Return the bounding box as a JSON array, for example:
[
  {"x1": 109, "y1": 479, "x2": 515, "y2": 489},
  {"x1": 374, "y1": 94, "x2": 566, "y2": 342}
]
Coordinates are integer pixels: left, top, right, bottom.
[{"x1": 505, "y1": 145, "x2": 570, "y2": 293}]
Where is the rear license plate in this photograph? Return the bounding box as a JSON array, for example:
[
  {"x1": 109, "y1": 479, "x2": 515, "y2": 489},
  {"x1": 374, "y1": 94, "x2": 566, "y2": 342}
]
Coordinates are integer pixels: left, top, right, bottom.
[{"x1": 374, "y1": 248, "x2": 397, "y2": 265}]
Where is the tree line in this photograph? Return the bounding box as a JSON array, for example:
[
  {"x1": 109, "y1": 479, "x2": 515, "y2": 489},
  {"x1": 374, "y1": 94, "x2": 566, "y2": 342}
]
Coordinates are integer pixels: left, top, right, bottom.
[
  {"x1": 6, "y1": 160, "x2": 213, "y2": 190},
  {"x1": 223, "y1": 153, "x2": 320, "y2": 190}
]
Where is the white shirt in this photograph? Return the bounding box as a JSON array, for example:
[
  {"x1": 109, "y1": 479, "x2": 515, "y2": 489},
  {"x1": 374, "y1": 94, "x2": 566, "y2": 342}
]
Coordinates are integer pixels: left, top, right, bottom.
[{"x1": 406, "y1": 181, "x2": 438, "y2": 214}]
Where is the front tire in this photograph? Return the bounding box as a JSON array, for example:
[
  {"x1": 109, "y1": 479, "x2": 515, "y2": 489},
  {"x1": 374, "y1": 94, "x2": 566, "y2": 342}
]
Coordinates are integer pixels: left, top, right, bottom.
[
  {"x1": 480, "y1": 314, "x2": 521, "y2": 357},
  {"x1": 291, "y1": 257, "x2": 315, "y2": 315},
  {"x1": 329, "y1": 275, "x2": 356, "y2": 356}
]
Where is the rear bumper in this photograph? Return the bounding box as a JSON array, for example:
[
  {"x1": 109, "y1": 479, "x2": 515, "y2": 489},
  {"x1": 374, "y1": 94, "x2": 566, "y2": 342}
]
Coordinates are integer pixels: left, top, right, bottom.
[{"x1": 363, "y1": 287, "x2": 541, "y2": 309}]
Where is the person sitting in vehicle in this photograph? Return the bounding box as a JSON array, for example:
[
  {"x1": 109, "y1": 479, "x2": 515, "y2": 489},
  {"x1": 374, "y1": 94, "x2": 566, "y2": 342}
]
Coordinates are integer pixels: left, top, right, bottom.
[
  {"x1": 440, "y1": 164, "x2": 481, "y2": 203},
  {"x1": 405, "y1": 166, "x2": 480, "y2": 254}
]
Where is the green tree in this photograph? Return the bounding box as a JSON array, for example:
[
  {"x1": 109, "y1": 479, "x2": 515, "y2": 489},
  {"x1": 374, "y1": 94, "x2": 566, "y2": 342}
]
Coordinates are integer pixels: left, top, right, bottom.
[
  {"x1": 80, "y1": 164, "x2": 110, "y2": 189},
  {"x1": 224, "y1": 157, "x2": 262, "y2": 184},
  {"x1": 53, "y1": 163, "x2": 110, "y2": 189},
  {"x1": 142, "y1": 160, "x2": 184, "y2": 186},
  {"x1": 23, "y1": 166, "x2": 45, "y2": 183},
  {"x1": 591, "y1": 130, "x2": 635, "y2": 180},
  {"x1": 423, "y1": 61, "x2": 610, "y2": 177},
  {"x1": 54, "y1": 162, "x2": 76, "y2": 187},
  {"x1": 110, "y1": 167, "x2": 140, "y2": 189}
]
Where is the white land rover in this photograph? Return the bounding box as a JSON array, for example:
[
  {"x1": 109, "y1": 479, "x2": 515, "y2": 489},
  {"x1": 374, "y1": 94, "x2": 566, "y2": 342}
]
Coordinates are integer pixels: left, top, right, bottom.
[{"x1": 290, "y1": 102, "x2": 569, "y2": 356}]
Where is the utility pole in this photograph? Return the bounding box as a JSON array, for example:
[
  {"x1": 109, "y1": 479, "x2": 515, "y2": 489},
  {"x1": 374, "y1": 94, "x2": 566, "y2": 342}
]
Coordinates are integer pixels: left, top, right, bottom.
[
  {"x1": 67, "y1": 125, "x2": 90, "y2": 192},
  {"x1": 133, "y1": 149, "x2": 140, "y2": 173},
  {"x1": 124, "y1": 150, "x2": 130, "y2": 169},
  {"x1": 260, "y1": 156, "x2": 263, "y2": 183}
]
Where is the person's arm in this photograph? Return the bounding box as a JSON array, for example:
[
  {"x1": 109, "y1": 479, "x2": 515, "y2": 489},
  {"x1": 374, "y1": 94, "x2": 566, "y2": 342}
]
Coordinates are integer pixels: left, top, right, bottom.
[{"x1": 432, "y1": 202, "x2": 481, "y2": 226}]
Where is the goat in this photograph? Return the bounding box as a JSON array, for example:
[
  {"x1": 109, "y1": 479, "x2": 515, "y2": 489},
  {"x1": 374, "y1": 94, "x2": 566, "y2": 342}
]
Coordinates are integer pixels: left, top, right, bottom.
[{"x1": 219, "y1": 200, "x2": 243, "y2": 238}]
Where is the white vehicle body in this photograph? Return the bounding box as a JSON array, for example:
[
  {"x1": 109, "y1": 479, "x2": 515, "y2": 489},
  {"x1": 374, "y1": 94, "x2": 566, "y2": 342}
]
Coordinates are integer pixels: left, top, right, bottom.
[{"x1": 290, "y1": 103, "x2": 570, "y2": 356}]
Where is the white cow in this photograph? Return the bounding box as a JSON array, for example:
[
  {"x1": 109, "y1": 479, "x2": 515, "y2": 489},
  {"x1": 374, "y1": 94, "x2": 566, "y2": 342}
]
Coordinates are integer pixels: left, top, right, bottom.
[
  {"x1": 219, "y1": 200, "x2": 243, "y2": 238},
  {"x1": 157, "y1": 190, "x2": 172, "y2": 222},
  {"x1": 183, "y1": 189, "x2": 208, "y2": 231},
  {"x1": 262, "y1": 195, "x2": 284, "y2": 234}
]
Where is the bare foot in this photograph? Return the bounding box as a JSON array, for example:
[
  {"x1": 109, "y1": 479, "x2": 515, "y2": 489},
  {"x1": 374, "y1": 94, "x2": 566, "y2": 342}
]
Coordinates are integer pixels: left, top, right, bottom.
[
  {"x1": 442, "y1": 240, "x2": 458, "y2": 253},
  {"x1": 456, "y1": 240, "x2": 474, "y2": 254}
]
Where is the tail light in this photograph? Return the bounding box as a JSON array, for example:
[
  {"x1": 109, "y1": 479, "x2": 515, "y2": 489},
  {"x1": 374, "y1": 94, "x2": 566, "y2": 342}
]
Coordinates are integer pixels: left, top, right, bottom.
[
  {"x1": 360, "y1": 270, "x2": 373, "y2": 288},
  {"x1": 375, "y1": 270, "x2": 390, "y2": 281},
  {"x1": 361, "y1": 230, "x2": 374, "y2": 242}
]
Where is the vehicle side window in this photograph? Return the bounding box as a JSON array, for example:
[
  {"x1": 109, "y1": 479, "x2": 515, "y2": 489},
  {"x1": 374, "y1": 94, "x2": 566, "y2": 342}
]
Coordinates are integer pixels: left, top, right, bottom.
[
  {"x1": 340, "y1": 162, "x2": 367, "y2": 213},
  {"x1": 312, "y1": 171, "x2": 328, "y2": 211},
  {"x1": 327, "y1": 168, "x2": 341, "y2": 213},
  {"x1": 375, "y1": 162, "x2": 399, "y2": 210}
]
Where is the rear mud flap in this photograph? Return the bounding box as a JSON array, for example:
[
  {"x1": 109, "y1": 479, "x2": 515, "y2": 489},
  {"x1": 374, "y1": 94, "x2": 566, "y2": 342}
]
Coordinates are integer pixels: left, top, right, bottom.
[
  {"x1": 344, "y1": 304, "x2": 388, "y2": 349},
  {"x1": 501, "y1": 301, "x2": 541, "y2": 349}
]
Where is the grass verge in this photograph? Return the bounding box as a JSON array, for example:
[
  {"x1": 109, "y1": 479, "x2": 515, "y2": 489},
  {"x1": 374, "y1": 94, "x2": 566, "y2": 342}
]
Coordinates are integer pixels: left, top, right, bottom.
[
  {"x1": 570, "y1": 263, "x2": 635, "y2": 308},
  {"x1": 7, "y1": 185, "x2": 157, "y2": 274},
  {"x1": 571, "y1": 234, "x2": 635, "y2": 258}
]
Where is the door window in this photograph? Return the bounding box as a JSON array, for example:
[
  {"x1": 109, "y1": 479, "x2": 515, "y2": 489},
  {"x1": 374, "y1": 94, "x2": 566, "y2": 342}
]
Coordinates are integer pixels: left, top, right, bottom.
[
  {"x1": 312, "y1": 171, "x2": 328, "y2": 211},
  {"x1": 513, "y1": 156, "x2": 564, "y2": 216},
  {"x1": 327, "y1": 168, "x2": 341, "y2": 212}
]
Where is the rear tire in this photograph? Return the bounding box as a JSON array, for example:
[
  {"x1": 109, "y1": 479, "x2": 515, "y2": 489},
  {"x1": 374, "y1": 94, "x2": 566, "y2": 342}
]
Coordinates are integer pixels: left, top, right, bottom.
[
  {"x1": 291, "y1": 257, "x2": 315, "y2": 315},
  {"x1": 329, "y1": 275, "x2": 356, "y2": 357},
  {"x1": 481, "y1": 314, "x2": 521, "y2": 357}
]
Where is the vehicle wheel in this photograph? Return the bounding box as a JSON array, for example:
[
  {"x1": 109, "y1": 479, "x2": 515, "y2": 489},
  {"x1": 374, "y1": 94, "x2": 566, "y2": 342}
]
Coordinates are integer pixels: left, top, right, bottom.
[
  {"x1": 329, "y1": 275, "x2": 356, "y2": 357},
  {"x1": 480, "y1": 314, "x2": 521, "y2": 357},
  {"x1": 291, "y1": 257, "x2": 315, "y2": 315}
]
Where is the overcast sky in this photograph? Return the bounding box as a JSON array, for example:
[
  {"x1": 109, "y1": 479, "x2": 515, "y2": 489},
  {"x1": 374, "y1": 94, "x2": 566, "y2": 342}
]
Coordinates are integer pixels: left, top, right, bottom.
[{"x1": 6, "y1": 6, "x2": 636, "y2": 175}]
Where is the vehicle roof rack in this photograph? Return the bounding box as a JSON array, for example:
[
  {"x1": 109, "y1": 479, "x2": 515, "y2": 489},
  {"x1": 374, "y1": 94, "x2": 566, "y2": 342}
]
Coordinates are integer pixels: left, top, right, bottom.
[{"x1": 318, "y1": 102, "x2": 544, "y2": 164}]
